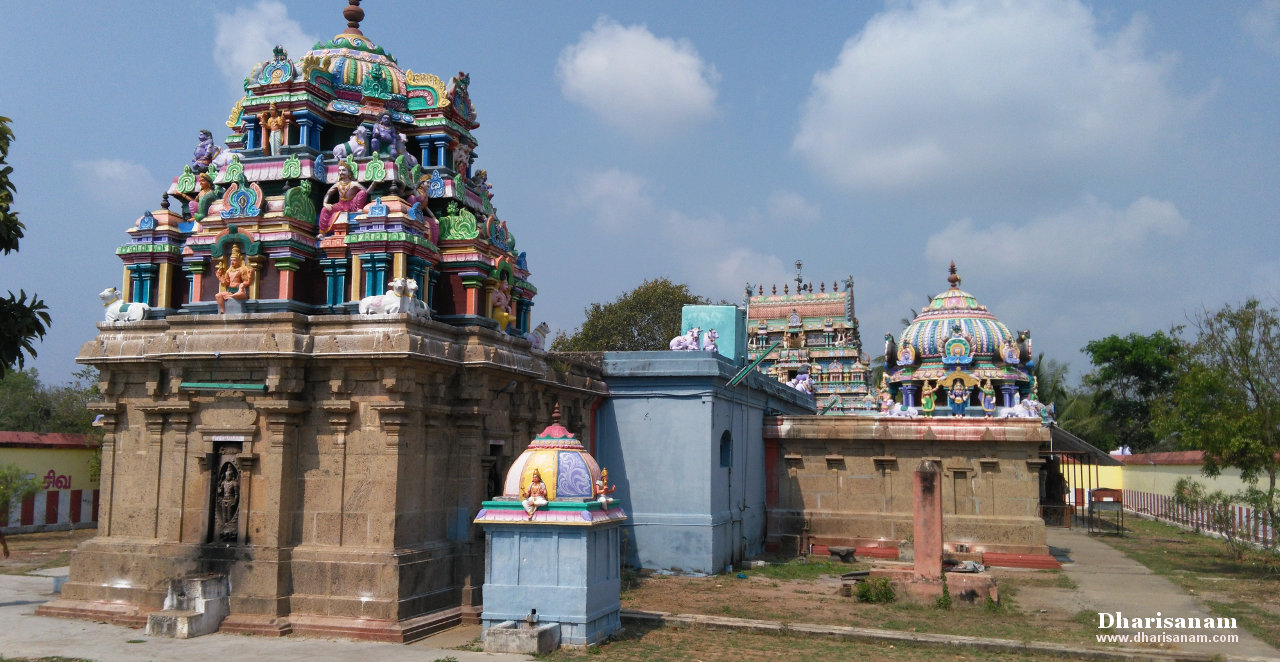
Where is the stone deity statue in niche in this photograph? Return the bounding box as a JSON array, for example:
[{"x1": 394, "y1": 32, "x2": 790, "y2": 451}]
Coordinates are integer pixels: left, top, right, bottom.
[{"x1": 216, "y1": 463, "x2": 240, "y2": 542}]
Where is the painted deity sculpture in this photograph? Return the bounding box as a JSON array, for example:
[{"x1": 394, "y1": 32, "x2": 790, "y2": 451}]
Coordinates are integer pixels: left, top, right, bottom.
[
  {"x1": 257, "y1": 102, "x2": 291, "y2": 156},
  {"x1": 215, "y1": 244, "x2": 255, "y2": 314},
  {"x1": 981, "y1": 380, "x2": 997, "y2": 417},
  {"x1": 521, "y1": 469, "x2": 549, "y2": 519},
  {"x1": 524, "y1": 321, "x2": 550, "y2": 350},
  {"x1": 948, "y1": 378, "x2": 970, "y2": 416},
  {"x1": 318, "y1": 164, "x2": 369, "y2": 236},
  {"x1": 184, "y1": 173, "x2": 218, "y2": 222},
  {"x1": 490, "y1": 280, "x2": 516, "y2": 331},
  {"x1": 371, "y1": 112, "x2": 397, "y2": 156},
  {"x1": 190, "y1": 129, "x2": 221, "y2": 173},
  {"x1": 593, "y1": 468, "x2": 617, "y2": 506},
  {"x1": 920, "y1": 380, "x2": 939, "y2": 417}
]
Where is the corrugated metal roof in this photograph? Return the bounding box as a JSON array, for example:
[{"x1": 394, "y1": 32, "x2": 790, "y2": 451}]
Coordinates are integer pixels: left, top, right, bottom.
[
  {"x1": 0, "y1": 431, "x2": 93, "y2": 449},
  {"x1": 1046, "y1": 426, "x2": 1123, "y2": 466}
]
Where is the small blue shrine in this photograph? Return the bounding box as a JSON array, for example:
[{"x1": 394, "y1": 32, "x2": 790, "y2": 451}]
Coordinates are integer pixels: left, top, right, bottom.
[{"x1": 473, "y1": 405, "x2": 627, "y2": 648}]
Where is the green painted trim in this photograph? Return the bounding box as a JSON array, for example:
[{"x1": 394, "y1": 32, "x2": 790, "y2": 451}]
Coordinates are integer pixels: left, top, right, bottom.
[
  {"x1": 729, "y1": 341, "x2": 781, "y2": 387},
  {"x1": 345, "y1": 231, "x2": 438, "y2": 251},
  {"x1": 480, "y1": 499, "x2": 611, "y2": 511},
  {"x1": 179, "y1": 382, "x2": 267, "y2": 391},
  {"x1": 117, "y1": 244, "x2": 181, "y2": 255}
]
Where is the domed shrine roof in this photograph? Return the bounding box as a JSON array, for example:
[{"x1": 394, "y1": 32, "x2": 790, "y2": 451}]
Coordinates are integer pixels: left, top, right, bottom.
[
  {"x1": 502, "y1": 405, "x2": 602, "y2": 501},
  {"x1": 474, "y1": 405, "x2": 626, "y2": 526},
  {"x1": 888, "y1": 262, "x2": 1029, "y2": 386}
]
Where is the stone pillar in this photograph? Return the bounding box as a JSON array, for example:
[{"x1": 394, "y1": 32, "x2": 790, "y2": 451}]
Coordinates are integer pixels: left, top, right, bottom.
[
  {"x1": 274, "y1": 257, "x2": 302, "y2": 301},
  {"x1": 1000, "y1": 384, "x2": 1018, "y2": 407},
  {"x1": 900, "y1": 383, "x2": 920, "y2": 408},
  {"x1": 913, "y1": 460, "x2": 942, "y2": 582},
  {"x1": 320, "y1": 257, "x2": 348, "y2": 307}
]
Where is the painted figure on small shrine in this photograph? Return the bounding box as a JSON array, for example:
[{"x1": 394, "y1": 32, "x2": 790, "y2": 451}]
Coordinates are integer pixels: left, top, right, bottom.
[
  {"x1": 319, "y1": 163, "x2": 369, "y2": 236},
  {"x1": 257, "y1": 102, "x2": 291, "y2": 156},
  {"x1": 371, "y1": 111, "x2": 397, "y2": 156},
  {"x1": 594, "y1": 468, "x2": 617, "y2": 505},
  {"x1": 981, "y1": 380, "x2": 997, "y2": 417},
  {"x1": 948, "y1": 378, "x2": 970, "y2": 416},
  {"x1": 522, "y1": 469, "x2": 548, "y2": 519},
  {"x1": 215, "y1": 244, "x2": 254, "y2": 314},
  {"x1": 191, "y1": 129, "x2": 221, "y2": 173}
]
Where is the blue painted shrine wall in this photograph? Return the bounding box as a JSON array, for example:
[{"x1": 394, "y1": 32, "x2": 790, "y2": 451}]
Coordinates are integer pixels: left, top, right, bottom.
[{"x1": 595, "y1": 352, "x2": 814, "y2": 574}]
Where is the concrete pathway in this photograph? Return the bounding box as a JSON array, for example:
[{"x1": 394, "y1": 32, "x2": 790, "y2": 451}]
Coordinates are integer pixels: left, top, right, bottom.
[
  {"x1": 0, "y1": 572, "x2": 530, "y2": 662},
  {"x1": 1048, "y1": 526, "x2": 1280, "y2": 660}
]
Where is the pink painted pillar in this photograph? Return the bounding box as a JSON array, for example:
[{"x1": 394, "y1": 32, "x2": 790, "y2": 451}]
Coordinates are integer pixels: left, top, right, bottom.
[{"x1": 913, "y1": 460, "x2": 943, "y2": 582}]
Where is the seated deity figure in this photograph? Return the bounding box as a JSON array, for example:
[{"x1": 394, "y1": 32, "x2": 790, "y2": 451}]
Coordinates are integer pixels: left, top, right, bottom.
[
  {"x1": 191, "y1": 129, "x2": 221, "y2": 173},
  {"x1": 593, "y1": 468, "x2": 617, "y2": 506},
  {"x1": 521, "y1": 469, "x2": 549, "y2": 519},
  {"x1": 491, "y1": 280, "x2": 516, "y2": 332},
  {"x1": 371, "y1": 111, "x2": 397, "y2": 156},
  {"x1": 181, "y1": 173, "x2": 218, "y2": 222},
  {"x1": 215, "y1": 244, "x2": 255, "y2": 314},
  {"x1": 318, "y1": 164, "x2": 369, "y2": 236},
  {"x1": 257, "y1": 102, "x2": 290, "y2": 156}
]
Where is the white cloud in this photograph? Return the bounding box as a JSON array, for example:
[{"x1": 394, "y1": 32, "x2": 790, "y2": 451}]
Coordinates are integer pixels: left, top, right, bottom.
[
  {"x1": 793, "y1": 0, "x2": 1198, "y2": 193},
  {"x1": 213, "y1": 1, "x2": 319, "y2": 94},
  {"x1": 923, "y1": 195, "x2": 1188, "y2": 280},
  {"x1": 557, "y1": 17, "x2": 719, "y2": 137},
  {"x1": 74, "y1": 159, "x2": 160, "y2": 211},
  {"x1": 764, "y1": 192, "x2": 822, "y2": 224},
  {"x1": 566, "y1": 168, "x2": 655, "y2": 232},
  {"x1": 1244, "y1": 0, "x2": 1280, "y2": 54}
]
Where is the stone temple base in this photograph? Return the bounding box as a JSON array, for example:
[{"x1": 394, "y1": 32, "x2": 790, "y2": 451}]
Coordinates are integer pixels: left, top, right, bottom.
[
  {"x1": 484, "y1": 620, "x2": 562, "y2": 654},
  {"x1": 868, "y1": 567, "x2": 998, "y2": 604}
]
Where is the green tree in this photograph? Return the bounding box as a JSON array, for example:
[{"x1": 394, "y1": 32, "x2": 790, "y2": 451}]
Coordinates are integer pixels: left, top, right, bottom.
[
  {"x1": 0, "y1": 463, "x2": 41, "y2": 556},
  {"x1": 1155, "y1": 299, "x2": 1280, "y2": 548},
  {"x1": 551, "y1": 278, "x2": 710, "y2": 352},
  {"x1": 0, "y1": 116, "x2": 50, "y2": 375},
  {"x1": 1081, "y1": 331, "x2": 1182, "y2": 452}
]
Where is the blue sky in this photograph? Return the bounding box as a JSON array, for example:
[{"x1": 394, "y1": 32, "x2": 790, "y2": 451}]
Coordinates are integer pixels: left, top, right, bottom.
[{"x1": 3, "y1": 0, "x2": 1278, "y2": 386}]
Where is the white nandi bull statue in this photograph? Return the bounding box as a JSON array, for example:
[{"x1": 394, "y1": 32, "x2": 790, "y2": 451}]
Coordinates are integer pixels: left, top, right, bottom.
[
  {"x1": 700, "y1": 328, "x2": 719, "y2": 353},
  {"x1": 669, "y1": 327, "x2": 701, "y2": 351},
  {"x1": 524, "y1": 322, "x2": 550, "y2": 351},
  {"x1": 332, "y1": 126, "x2": 369, "y2": 162},
  {"x1": 358, "y1": 278, "x2": 428, "y2": 317},
  {"x1": 99, "y1": 287, "x2": 149, "y2": 323}
]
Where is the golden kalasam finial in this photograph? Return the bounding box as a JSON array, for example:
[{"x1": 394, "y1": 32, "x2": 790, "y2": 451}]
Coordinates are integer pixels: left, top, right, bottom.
[{"x1": 947, "y1": 260, "x2": 960, "y2": 288}]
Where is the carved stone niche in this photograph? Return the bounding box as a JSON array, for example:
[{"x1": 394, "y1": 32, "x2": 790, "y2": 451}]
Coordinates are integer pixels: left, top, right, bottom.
[
  {"x1": 196, "y1": 427, "x2": 258, "y2": 545},
  {"x1": 211, "y1": 444, "x2": 243, "y2": 544}
]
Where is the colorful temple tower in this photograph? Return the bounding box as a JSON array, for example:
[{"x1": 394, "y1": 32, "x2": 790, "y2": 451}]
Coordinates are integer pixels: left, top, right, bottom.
[
  {"x1": 119, "y1": 0, "x2": 531, "y2": 332},
  {"x1": 43, "y1": 2, "x2": 607, "y2": 642},
  {"x1": 885, "y1": 262, "x2": 1034, "y2": 416},
  {"x1": 745, "y1": 265, "x2": 874, "y2": 414}
]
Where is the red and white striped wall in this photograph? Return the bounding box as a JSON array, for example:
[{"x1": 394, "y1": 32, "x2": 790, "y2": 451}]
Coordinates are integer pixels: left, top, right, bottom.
[{"x1": 4, "y1": 488, "x2": 99, "y2": 534}]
